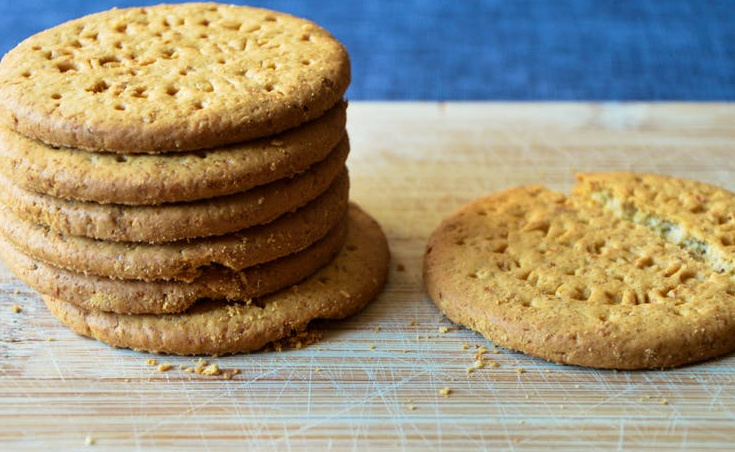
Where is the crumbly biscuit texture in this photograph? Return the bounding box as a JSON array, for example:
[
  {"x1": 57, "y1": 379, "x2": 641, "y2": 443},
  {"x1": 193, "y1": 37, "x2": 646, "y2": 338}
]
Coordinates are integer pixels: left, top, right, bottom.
[
  {"x1": 0, "y1": 102, "x2": 346, "y2": 204},
  {"x1": 43, "y1": 204, "x2": 390, "y2": 354},
  {"x1": 0, "y1": 180, "x2": 347, "y2": 282},
  {"x1": 0, "y1": 140, "x2": 348, "y2": 243},
  {"x1": 0, "y1": 214, "x2": 347, "y2": 314},
  {"x1": 0, "y1": 3, "x2": 350, "y2": 152},
  {"x1": 424, "y1": 173, "x2": 735, "y2": 369}
]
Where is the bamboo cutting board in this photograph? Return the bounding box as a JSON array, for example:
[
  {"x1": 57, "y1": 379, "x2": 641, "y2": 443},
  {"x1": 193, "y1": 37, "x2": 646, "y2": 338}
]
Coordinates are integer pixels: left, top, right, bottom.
[{"x1": 2, "y1": 103, "x2": 735, "y2": 451}]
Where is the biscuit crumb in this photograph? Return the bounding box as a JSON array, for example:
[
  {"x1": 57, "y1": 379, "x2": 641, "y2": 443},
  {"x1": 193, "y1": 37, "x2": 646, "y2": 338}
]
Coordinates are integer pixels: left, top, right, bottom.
[
  {"x1": 314, "y1": 367, "x2": 321, "y2": 373},
  {"x1": 369, "y1": 345, "x2": 376, "y2": 350},
  {"x1": 146, "y1": 358, "x2": 157, "y2": 366},
  {"x1": 85, "y1": 435, "x2": 95, "y2": 446},
  {"x1": 373, "y1": 326, "x2": 381, "y2": 333},
  {"x1": 201, "y1": 363, "x2": 221, "y2": 376},
  {"x1": 339, "y1": 290, "x2": 351, "y2": 298},
  {"x1": 257, "y1": 197, "x2": 265, "y2": 205},
  {"x1": 466, "y1": 367, "x2": 475, "y2": 374},
  {"x1": 661, "y1": 399, "x2": 669, "y2": 405},
  {"x1": 439, "y1": 387, "x2": 452, "y2": 397},
  {"x1": 516, "y1": 367, "x2": 525, "y2": 374},
  {"x1": 438, "y1": 326, "x2": 449, "y2": 334},
  {"x1": 47, "y1": 337, "x2": 56, "y2": 342},
  {"x1": 486, "y1": 360, "x2": 500, "y2": 368},
  {"x1": 179, "y1": 364, "x2": 185, "y2": 370},
  {"x1": 462, "y1": 343, "x2": 470, "y2": 350},
  {"x1": 406, "y1": 405, "x2": 416, "y2": 411},
  {"x1": 473, "y1": 360, "x2": 485, "y2": 369},
  {"x1": 266, "y1": 330, "x2": 324, "y2": 351},
  {"x1": 157, "y1": 363, "x2": 172, "y2": 372},
  {"x1": 407, "y1": 321, "x2": 418, "y2": 327},
  {"x1": 396, "y1": 263, "x2": 405, "y2": 272},
  {"x1": 11, "y1": 305, "x2": 21, "y2": 313}
]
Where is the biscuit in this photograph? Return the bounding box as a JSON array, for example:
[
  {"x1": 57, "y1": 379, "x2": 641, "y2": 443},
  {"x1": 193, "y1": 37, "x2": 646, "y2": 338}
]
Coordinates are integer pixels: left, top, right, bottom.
[
  {"x1": 0, "y1": 180, "x2": 347, "y2": 282},
  {"x1": 424, "y1": 173, "x2": 735, "y2": 369},
  {"x1": 0, "y1": 3, "x2": 350, "y2": 153},
  {"x1": 0, "y1": 140, "x2": 348, "y2": 243},
  {"x1": 0, "y1": 102, "x2": 346, "y2": 205},
  {"x1": 42, "y1": 204, "x2": 389, "y2": 354},
  {"x1": 1, "y1": 213, "x2": 347, "y2": 314}
]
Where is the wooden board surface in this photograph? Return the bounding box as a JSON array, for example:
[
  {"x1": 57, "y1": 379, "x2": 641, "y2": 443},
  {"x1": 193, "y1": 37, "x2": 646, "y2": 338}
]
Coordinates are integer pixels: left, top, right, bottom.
[{"x1": 2, "y1": 102, "x2": 735, "y2": 450}]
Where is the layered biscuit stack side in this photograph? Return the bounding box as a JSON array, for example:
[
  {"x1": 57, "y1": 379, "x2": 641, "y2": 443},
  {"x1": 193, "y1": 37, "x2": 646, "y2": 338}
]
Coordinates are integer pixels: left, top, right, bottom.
[{"x1": 0, "y1": 3, "x2": 389, "y2": 355}]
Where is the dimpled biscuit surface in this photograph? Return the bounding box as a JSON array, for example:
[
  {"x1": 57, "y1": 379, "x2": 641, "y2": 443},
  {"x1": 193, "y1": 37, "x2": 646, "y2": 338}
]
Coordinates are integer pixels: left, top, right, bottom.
[
  {"x1": 0, "y1": 3, "x2": 350, "y2": 152},
  {"x1": 424, "y1": 173, "x2": 735, "y2": 369}
]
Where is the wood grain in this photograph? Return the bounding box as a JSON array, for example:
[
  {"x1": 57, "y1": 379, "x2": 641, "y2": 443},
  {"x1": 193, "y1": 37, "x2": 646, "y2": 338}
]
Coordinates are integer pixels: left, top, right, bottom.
[{"x1": 2, "y1": 102, "x2": 735, "y2": 450}]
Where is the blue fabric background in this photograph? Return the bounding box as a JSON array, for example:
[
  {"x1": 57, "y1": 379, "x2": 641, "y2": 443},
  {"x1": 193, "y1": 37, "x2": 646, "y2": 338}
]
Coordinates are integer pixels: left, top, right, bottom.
[{"x1": 1, "y1": 0, "x2": 733, "y2": 100}]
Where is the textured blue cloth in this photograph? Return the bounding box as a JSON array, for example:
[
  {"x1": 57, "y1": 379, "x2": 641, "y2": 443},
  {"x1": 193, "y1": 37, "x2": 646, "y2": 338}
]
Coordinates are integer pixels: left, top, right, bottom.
[{"x1": 1, "y1": 0, "x2": 733, "y2": 100}]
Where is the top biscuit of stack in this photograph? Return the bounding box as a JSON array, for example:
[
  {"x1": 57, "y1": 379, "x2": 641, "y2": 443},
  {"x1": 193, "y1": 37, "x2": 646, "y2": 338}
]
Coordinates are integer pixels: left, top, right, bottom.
[{"x1": 0, "y1": 3, "x2": 350, "y2": 153}]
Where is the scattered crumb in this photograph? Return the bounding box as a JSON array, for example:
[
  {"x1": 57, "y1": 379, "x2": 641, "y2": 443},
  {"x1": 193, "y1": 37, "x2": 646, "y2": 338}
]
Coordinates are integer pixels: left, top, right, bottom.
[
  {"x1": 201, "y1": 363, "x2": 220, "y2": 376},
  {"x1": 473, "y1": 360, "x2": 485, "y2": 369},
  {"x1": 12, "y1": 289, "x2": 19, "y2": 295},
  {"x1": 407, "y1": 321, "x2": 418, "y2": 327},
  {"x1": 85, "y1": 435, "x2": 95, "y2": 446},
  {"x1": 406, "y1": 405, "x2": 416, "y2": 411},
  {"x1": 369, "y1": 345, "x2": 376, "y2": 350},
  {"x1": 373, "y1": 326, "x2": 381, "y2": 333},
  {"x1": 402, "y1": 349, "x2": 409, "y2": 353},
  {"x1": 257, "y1": 197, "x2": 265, "y2": 205},
  {"x1": 11, "y1": 305, "x2": 21, "y2": 313},
  {"x1": 661, "y1": 399, "x2": 669, "y2": 405},
  {"x1": 185, "y1": 367, "x2": 195, "y2": 374},
  {"x1": 516, "y1": 367, "x2": 525, "y2": 374},
  {"x1": 339, "y1": 290, "x2": 351, "y2": 298},
  {"x1": 486, "y1": 360, "x2": 500, "y2": 368},
  {"x1": 466, "y1": 367, "x2": 475, "y2": 374},
  {"x1": 438, "y1": 326, "x2": 449, "y2": 334},
  {"x1": 47, "y1": 337, "x2": 56, "y2": 342},
  {"x1": 157, "y1": 363, "x2": 172, "y2": 372},
  {"x1": 314, "y1": 368, "x2": 321, "y2": 373},
  {"x1": 396, "y1": 263, "x2": 405, "y2": 272},
  {"x1": 146, "y1": 358, "x2": 157, "y2": 366},
  {"x1": 439, "y1": 387, "x2": 452, "y2": 398},
  {"x1": 179, "y1": 364, "x2": 185, "y2": 370},
  {"x1": 462, "y1": 343, "x2": 470, "y2": 350}
]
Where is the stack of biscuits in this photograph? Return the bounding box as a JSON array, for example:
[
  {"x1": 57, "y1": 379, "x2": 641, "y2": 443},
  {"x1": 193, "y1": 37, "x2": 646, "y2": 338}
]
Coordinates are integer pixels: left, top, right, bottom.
[{"x1": 0, "y1": 3, "x2": 389, "y2": 355}]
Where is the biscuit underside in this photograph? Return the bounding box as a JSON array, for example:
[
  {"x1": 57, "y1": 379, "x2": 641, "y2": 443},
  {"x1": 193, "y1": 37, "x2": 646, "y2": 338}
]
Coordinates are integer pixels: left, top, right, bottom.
[
  {"x1": 425, "y1": 173, "x2": 735, "y2": 369},
  {"x1": 0, "y1": 139, "x2": 349, "y2": 243},
  {"x1": 43, "y1": 204, "x2": 390, "y2": 355},
  {"x1": 0, "y1": 170, "x2": 348, "y2": 282},
  {"x1": 0, "y1": 4, "x2": 350, "y2": 152}
]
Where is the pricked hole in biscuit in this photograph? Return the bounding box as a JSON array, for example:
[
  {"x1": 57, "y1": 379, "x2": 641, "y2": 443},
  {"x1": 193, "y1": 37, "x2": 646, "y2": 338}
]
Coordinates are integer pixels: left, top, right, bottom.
[
  {"x1": 114, "y1": 23, "x2": 128, "y2": 33},
  {"x1": 635, "y1": 255, "x2": 654, "y2": 268},
  {"x1": 598, "y1": 313, "x2": 608, "y2": 322},
  {"x1": 56, "y1": 60, "x2": 79, "y2": 73},
  {"x1": 199, "y1": 33, "x2": 209, "y2": 39},
  {"x1": 114, "y1": 104, "x2": 127, "y2": 111},
  {"x1": 492, "y1": 242, "x2": 508, "y2": 253},
  {"x1": 112, "y1": 41, "x2": 123, "y2": 49},
  {"x1": 726, "y1": 287, "x2": 735, "y2": 296},
  {"x1": 721, "y1": 235, "x2": 734, "y2": 246},
  {"x1": 301, "y1": 33, "x2": 312, "y2": 42},
  {"x1": 245, "y1": 24, "x2": 261, "y2": 32},
  {"x1": 86, "y1": 80, "x2": 110, "y2": 93},
  {"x1": 178, "y1": 68, "x2": 189, "y2": 76},
  {"x1": 467, "y1": 272, "x2": 479, "y2": 279},
  {"x1": 50, "y1": 93, "x2": 61, "y2": 100},
  {"x1": 345, "y1": 244, "x2": 357, "y2": 252},
  {"x1": 99, "y1": 55, "x2": 122, "y2": 66},
  {"x1": 81, "y1": 31, "x2": 98, "y2": 41},
  {"x1": 114, "y1": 155, "x2": 129, "y2": 163},
  {"x1": 69, "y1": 39, "x2": 82, "y2": 49},
  {"x1": 678, "y1": 269, "x2": 698, "y2": 284},
  {"x1": 265, "y1": 83, "x2": 275, "y2": 92},
  {"x1": 21, "y1": 71, "x2": 31, "y2": 78},
  {"x1": 192, "y1": 100, "x2": 205, "y2": 110},
  {"x1": 217, "y1": 57, "x2": 226, "y2": 64},
  {"x1": 162, "y1": 18, "x2": 172, "y2": 27},
  {"x1": 199, "y1": 19, "x2": 210, "y2": 27},
  {"x1": 160, "y1": 48, "x2": 176, "y2": 59},
  {"x1": 166, "y1": 85, "x2": 180, "y2": 96},
  {"x1": 131, "y1": 87, "x2": 148, "y2": 98},
  {"x1": 264, "y1": 15, "x2": 277, "y2": 22},
  {"x1": 520, "y1": 299, "x2": 533, "y2": 308},
  {"x1": 689, "y1": 204, "x2": 706, "y2": 214},
  {"x1": 32, "y1": 45, "x2": 41, "y2": 51}
]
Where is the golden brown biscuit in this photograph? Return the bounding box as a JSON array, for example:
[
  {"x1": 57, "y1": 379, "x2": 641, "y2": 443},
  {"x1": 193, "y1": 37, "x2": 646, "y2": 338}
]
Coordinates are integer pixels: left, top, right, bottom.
[
  {"x1": 0, "y1": 3, "x2": 350, "y2": 153},
  {"x1": 0, "y1": 102, "x2": 346, "y2": 204},
  {"x1": 0, "y1": 141, "x2": 348, "y2": 243},
  {"x1": 424, "y1": 173, "x2": 735, "y2": 369},
  {"x1": 0, "y1": 180, "x2": 347, "y2": 282},
  {"x1": 43, "y1": 204, "x2": 390, "y2": 354},
  {"x1": 0, "y1": 213, "x2": 347, "y2": 314}
]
